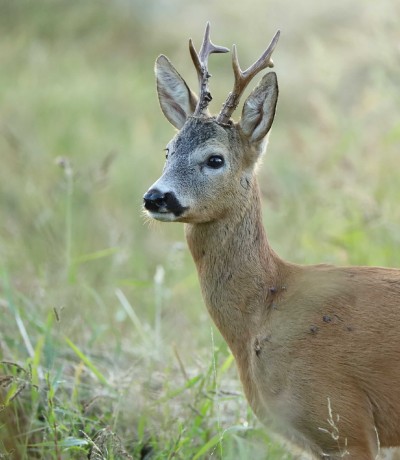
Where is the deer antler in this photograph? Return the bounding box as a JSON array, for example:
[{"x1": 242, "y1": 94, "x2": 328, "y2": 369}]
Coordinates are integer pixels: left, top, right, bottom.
[
  {"x1": 189, "y1": 22, "x2": 229, "y2": 117},
  {"x1": 216, "y1": 30, "x2": 280, "y2": 125}
]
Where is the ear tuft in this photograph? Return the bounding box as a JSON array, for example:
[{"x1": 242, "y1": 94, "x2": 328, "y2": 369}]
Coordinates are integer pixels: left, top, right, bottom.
[
  {"x1": 155, "y1": 55, "x2": 198, "y2": 129},
  {"x1": 239, "y1": 72, "x2": 278, "y2": 144}
]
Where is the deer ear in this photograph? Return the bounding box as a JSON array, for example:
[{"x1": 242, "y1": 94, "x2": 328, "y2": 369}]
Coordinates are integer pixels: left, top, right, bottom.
[
  {"x1": 239, "y1": 72, "x2": 278, "y2": 146},
  {"x1": 155, "y1": 55, "x2": 198, "y2": 129}
]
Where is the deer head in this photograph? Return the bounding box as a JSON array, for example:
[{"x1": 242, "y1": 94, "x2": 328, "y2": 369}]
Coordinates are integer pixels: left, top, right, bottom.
[{"x1": 144, "y1": 23, "x2": 280, "y2": 224}]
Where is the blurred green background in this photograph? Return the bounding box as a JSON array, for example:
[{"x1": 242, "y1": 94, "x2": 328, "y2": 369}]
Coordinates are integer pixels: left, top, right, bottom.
[{"x1": 0, "y1": 0, "x2": 399, "y2": 458}]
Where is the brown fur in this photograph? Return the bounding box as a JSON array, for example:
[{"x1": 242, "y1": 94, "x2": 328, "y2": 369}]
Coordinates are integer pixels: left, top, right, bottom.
[{"x1": 186, "y1": 181, "x2": 400, "y2": 458}]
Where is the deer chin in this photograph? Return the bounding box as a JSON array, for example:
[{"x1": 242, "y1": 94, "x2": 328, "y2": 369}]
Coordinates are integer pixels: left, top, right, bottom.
[
  {"x1": 147, "y1": 208, "x2": 210, "y2": 224},
  {"x1": 146, "y1": 206, "x2": 192, "y2": 222},
  {"x1": 146, "y1": 210, "x2": 179, "y2": 222}
]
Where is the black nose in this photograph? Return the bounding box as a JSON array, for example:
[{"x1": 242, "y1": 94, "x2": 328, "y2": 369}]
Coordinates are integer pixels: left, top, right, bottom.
[
  {"x1": 143, "y1": 188, "x2": 186, "y2": 216},
  {"x1": 143, "y1": 189, "x2": 167, "y2": 212}
]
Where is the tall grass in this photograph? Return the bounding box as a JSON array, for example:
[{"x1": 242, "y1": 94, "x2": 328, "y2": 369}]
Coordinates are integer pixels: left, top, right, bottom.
[{"x1": 0, "y1": 0, "x2": 399, "y2": 458}]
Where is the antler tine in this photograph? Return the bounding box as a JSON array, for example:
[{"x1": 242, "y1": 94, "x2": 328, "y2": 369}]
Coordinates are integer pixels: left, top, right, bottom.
[
  {"x1": 199, "y1": 22, "x2": 229, "y2": 66},
  {"x1": 189, "y1": 22, "x2": 229, "y2": 116},
  {"x1": 217, "y1": 30, "x2": 280, "y2": 125}
]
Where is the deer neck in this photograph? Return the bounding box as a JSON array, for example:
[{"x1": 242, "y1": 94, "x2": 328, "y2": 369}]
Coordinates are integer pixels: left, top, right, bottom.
[{"x1": 184, "y1": 179, "x2": 284, "y2": 356}]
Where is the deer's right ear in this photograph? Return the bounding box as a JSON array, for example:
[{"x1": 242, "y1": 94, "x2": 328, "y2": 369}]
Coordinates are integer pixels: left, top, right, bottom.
[{"x1": 155, "y1": 55, "x2": 198, "y2": 129}]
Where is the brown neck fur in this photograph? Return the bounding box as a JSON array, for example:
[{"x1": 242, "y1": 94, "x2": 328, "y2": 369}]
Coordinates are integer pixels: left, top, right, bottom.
[{"x1": 185, "y1": 177, "x2": 287, "y2": 357}]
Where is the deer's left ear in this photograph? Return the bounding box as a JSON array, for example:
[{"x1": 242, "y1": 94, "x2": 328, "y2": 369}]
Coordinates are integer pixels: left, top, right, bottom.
[
  {"x1": 239, "y1": 72, "x2": 278, "y2": 148},
  {"x1": 155, "y1": 55, "x2": 198, "y2": 129}
]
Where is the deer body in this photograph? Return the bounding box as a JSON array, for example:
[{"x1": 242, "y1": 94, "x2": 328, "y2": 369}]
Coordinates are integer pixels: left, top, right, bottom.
[
  {"x1": 143, "y1": 25, "x2": 400, "y2": 459},
  {"x1": 187, "y1": 186, "x2": 400, "y2": 457}
]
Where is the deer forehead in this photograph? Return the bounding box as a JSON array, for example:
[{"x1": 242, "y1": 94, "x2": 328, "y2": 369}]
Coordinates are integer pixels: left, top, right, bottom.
[{"x1": 168, "y1": 117, "x2": 243, "y2": 160}]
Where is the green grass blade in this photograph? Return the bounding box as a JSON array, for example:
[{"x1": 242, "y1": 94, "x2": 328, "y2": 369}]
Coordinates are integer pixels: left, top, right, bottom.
[
  {"x1": 157, "y1": 374, "x2": 202, "y2": 403},
  {"x1": 115, "y1": 288, "x2": 150, "y2": 345},
  {"x1": 193, "y1": 426, "x2": 250, "y2": 460},
  {"x1": 73, "y1": 247, "x2": 119, "y2": 266},
  {"x1": 65, "y1": 337, "x2": 109, "y2": 387}
]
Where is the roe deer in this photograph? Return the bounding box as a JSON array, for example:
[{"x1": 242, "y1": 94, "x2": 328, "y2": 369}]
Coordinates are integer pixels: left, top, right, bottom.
[{"x1": 143, "y1": 23, "x2": 400, "y2": 459}]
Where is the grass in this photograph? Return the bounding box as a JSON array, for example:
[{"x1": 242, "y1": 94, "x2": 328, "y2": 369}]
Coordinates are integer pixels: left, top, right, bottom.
[{"x1": 0, "y1": 0, "x2": 399, "y2": 458}]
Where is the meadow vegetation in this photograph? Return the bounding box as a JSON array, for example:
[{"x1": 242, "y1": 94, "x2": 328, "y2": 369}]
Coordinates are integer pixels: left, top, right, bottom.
[{"x1": 0, "y1": 0, "x2": 399, "y2": 458}]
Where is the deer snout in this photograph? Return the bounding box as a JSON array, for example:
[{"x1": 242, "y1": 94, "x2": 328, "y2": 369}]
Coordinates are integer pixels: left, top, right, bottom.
[
  {"x1": 143, "y1": 189, "x2": 166, "y2": 212},
  {"x1": 143, "y1": 188, "x2": 186, "y2": 217}
]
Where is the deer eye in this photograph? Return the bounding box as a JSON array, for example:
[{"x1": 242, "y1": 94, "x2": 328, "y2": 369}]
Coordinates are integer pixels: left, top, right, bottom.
[{"x1": 206, "y1": 155, "x2": 224, "y2": 169}]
